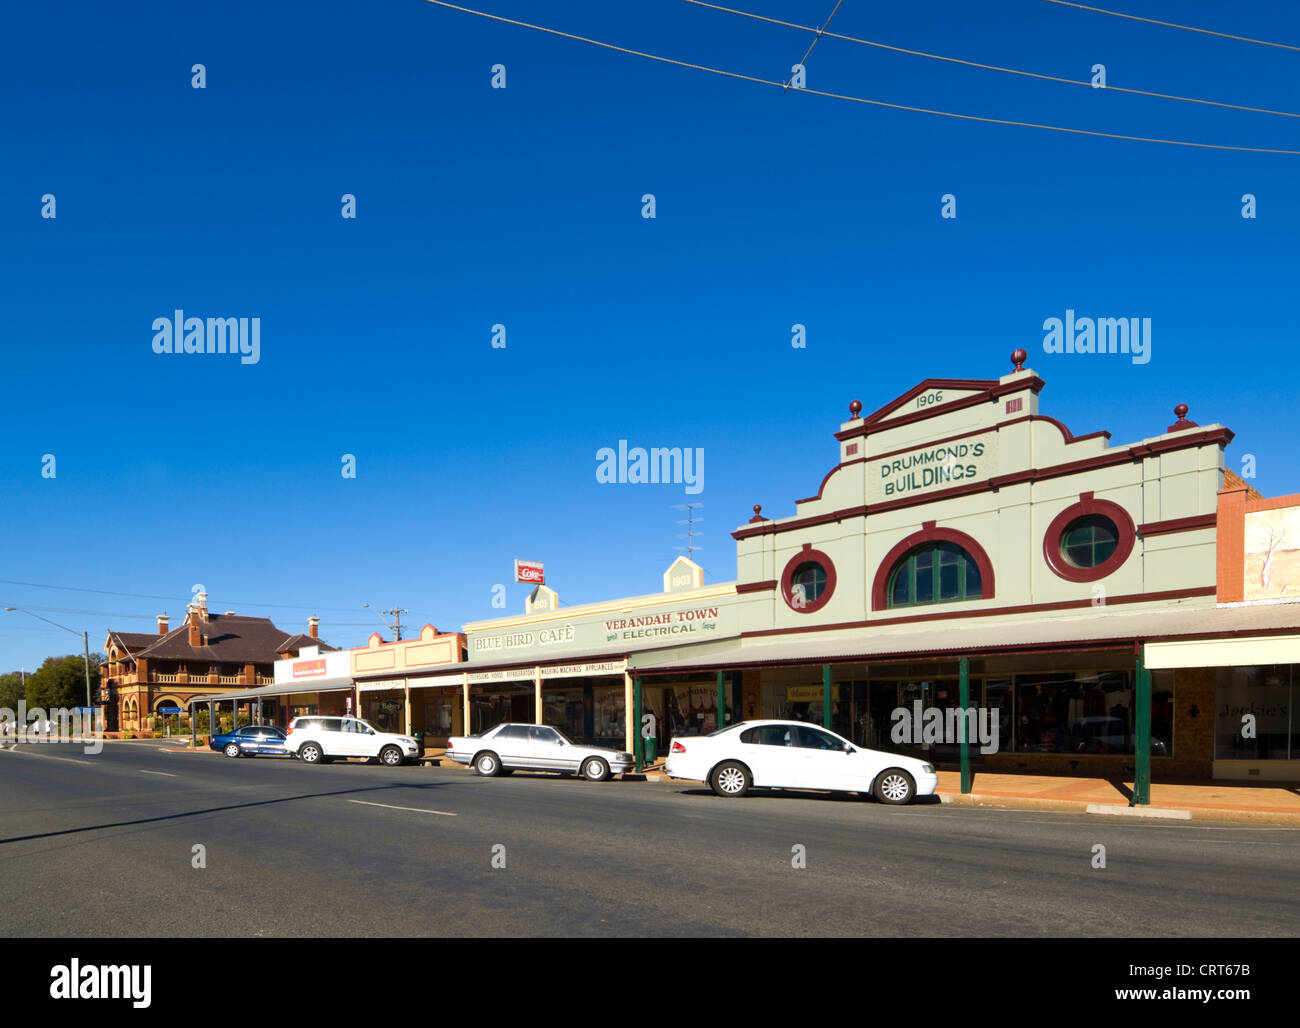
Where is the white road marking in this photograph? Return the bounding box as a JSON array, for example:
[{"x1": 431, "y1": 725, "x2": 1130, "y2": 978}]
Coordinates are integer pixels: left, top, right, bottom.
[
  {"x1": 139, "y1": 770, "x2": 177, "y2": 777},
  {"x1": 3, "y1": 748, "x2": 95, "y2": 765},
  {"x1": 347, "y1": 799, "x2": 457, "y2": 816}
]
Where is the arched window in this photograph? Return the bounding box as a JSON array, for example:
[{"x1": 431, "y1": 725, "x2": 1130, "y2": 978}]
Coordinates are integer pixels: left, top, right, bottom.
[{"x1": 887, "y1": 541, "x2": 983, "y2": 608}]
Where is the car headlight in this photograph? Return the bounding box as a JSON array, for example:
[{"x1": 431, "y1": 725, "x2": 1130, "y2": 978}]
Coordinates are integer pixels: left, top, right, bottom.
[
  {"x1": 398, "y1": 738, "x2": 415, "y2": 745},
  {"x1": 921, "y1": 764, "x2": 935, "y2": 773}
]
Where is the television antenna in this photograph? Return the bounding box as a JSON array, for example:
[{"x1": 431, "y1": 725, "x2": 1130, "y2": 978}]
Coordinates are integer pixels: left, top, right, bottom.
[{"x1": 672, "y1": 503, "x2": 704, "y2": 560}]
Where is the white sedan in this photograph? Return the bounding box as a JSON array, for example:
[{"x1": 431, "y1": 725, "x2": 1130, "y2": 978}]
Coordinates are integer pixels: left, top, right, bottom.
[
  {"x1": 664, "y1": 720, "x2": 938, "y2": 804},
  {"x1": 445, "y1": 723, "x2": 634, "y2": 782}
]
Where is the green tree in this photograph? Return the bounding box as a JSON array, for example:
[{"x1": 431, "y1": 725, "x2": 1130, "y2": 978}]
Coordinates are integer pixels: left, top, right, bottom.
[
  {"x1": 0, "y1": 672, "x2": 25, "y2": 711},
  {"x1": 25, "y1": 653, "x2": 102, "y2": 711}
]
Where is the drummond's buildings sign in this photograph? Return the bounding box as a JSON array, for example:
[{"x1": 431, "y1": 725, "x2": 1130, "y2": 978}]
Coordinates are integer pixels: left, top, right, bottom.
[{"x1": 868, "y1": 437, "x2": 998, "y2": 503}]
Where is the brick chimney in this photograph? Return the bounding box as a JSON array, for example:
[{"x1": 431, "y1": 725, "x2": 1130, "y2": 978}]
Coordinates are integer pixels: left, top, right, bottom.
[
  {"x1": 187, "y1": 607, "x2": 203, "y2": 647},
  {"x1": 157, "y1": 614, "x2": 169, "y2": 635},
  {"x1": 308, "y1": 616, "x2": 319, "y2": 640}
]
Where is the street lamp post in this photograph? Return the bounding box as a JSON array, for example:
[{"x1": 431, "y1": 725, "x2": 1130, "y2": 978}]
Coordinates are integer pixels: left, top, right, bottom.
[{"x1": 3, "y1": 607, "x2": 93, "y2": 709}]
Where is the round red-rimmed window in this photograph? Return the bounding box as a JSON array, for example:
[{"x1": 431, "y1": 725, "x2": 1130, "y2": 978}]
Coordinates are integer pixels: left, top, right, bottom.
[
  {"x1": 781, "y1": 545, "x2": 837, "y2": 613},
  {"x1": 1043, "y1": 496, "x2": 1135, "y2": 582}
]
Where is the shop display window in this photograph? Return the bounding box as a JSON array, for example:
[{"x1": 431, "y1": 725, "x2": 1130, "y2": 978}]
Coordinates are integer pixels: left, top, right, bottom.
[{"x1": 1214, "y1": 664, "x2": 1295, "y2": 760}]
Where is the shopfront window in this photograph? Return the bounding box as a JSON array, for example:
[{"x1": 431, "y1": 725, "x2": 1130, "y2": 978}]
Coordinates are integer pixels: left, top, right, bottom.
[{"x1": 1215, "y1": 665, "x2": 1295, "y2": 760}]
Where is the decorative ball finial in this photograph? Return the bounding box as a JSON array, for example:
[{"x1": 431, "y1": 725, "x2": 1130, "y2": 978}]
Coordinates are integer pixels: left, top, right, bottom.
[
  {"x1": 749, "y1": 504, "x2": 765, "y2": 523},
  {"x1": 1011, "y1": 348, "x2": 1028, "y2": 371},
  {"x1": 1166, "y1": 403, "x2": 1198, "y2": 433},
  {"x1": 849, "y1": 399, "x2": 862, "y2": 418}
]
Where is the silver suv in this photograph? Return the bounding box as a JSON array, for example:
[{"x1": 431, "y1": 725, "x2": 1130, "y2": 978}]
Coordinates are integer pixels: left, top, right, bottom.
[{"x1": 286, "y1": 716, "x2": 419, "y2": 767}]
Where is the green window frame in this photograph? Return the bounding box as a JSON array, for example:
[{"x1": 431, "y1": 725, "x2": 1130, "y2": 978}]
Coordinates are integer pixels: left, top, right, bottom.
[
  {"x1": 791, "y1": 561, "x2": 828, "y2": 606},
  {"x1": 887, "y1": 542, "x2": 983, "y2": 608},
  {"x1": 1061, "y1": 515, "x2": 1119, "y2": 569}
]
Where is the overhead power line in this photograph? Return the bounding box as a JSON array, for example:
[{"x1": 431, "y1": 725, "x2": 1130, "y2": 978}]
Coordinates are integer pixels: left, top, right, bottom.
[
  {"x1": 418, "y1": 0, "x2": 1300, "y2": 155},
  {"x1": 1039, "y1": 0, "x2": 1300, "y2": 53},
  {"x1": 682, "y1": 0, "x2": 1300, "y2": 120},
  {"x1": 0, "y1": 578, "x2": 399, "y2": 615},
  {"x1": 784, "y1": 0, "x2": 845, "y2": 91}
]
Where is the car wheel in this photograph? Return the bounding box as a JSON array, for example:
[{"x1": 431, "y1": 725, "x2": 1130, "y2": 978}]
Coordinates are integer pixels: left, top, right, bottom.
[
  {"x1": 710, "y1": 761, "x2": 751, "y2": 798},
  {"x1": 223, "y1": 742, "x2": 241, "y2": 758},
  {"x1": 299, "y1": 743, "x2": 323, "y2": 765},
  {"x1": 580, "y1": 757, "x2": 611, "y2": 782},
  {"x1": 873, "y1": 768, "x2": 916, "y2": 805},
  {"x1": 379, "y1": 745, "x2": 404, "y2": 767},
  {"x1": 474, "y1": 751, "x2": 502, "y2": 777}
]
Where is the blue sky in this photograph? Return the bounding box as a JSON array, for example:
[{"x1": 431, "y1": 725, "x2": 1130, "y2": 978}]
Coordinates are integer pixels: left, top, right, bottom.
[{"x1": 1, "y1": 0, "x2": 1296, "y2": 669}]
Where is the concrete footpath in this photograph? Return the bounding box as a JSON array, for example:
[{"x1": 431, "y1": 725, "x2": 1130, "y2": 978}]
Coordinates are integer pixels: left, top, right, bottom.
[{"x1": 931, "y1": 770, "x2": 1300, "y2": 825}]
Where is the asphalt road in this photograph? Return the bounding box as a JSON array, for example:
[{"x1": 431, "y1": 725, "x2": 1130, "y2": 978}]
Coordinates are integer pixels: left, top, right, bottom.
[{"x1": 3, "y1": 739, "x2": 1299, "y2": 937}]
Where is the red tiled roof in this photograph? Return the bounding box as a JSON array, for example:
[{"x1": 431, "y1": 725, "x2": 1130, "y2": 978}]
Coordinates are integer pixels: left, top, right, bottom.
[
  {"x1": 107, "y1": 631, "x2": 161, "y2": 654},
  {"x1": 122, "y1": 615, "x2": 336, "y2": 664}
]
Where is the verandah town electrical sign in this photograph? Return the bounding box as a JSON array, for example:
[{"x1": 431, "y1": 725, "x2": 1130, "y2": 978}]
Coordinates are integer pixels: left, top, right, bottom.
[
  {"x1": 867, "y1": 437, "x2": 998, "y2": 503},
  {"x1": 470, "y1": 604, "x2": 725, "y2": 658}
]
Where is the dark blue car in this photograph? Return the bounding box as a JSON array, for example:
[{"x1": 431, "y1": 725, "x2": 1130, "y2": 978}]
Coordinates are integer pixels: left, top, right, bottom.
[{"x1": 210, "y1": 725, "x2": 289, "y2": 758}]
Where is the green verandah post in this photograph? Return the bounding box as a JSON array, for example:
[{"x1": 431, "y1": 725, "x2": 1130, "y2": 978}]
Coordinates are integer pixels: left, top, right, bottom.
[
  {"x1": 822, "y1": 665, "x2": 832, "y2": 730},
  {"x1": 1132, "y1": 645, "x2": 1151, "y2": 806},
  {"x1": 633, "y1": 676, "x2": 643, "y2": 772},
  {"x1": 959, "y1": 656, "x2": 971, "y2": 795}
]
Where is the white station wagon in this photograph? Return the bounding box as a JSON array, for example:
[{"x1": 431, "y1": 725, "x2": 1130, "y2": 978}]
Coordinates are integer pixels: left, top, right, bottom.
[
  {"x1": 445, "y1": 723, "x2": 633, "y2": 782},
  {"x1": 664, "y1": 719, "x2": 938, "y2": 804}
]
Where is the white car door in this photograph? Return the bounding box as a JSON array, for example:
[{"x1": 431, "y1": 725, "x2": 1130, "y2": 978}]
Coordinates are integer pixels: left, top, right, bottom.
[
  {"x1": 340, "y1": 719, "x2": 374, "y2": 757},
  {"x1": 526, "y1": 726, "x2": 572, "y2": 770},
  {"x1": 737, "y1": 724, "x2": 807, "y2": 787},
  {"x1": 493, "y1": 725, "x2": 532, "y2": 767},
  {"x1": 790, "y1": 725, "x2": 858, "y2": 790}
]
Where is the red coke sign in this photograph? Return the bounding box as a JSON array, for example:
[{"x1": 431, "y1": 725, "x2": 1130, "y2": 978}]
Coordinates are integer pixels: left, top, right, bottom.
[{"x1": 514, "y1": 560, "x2": 545, "y2": 584}]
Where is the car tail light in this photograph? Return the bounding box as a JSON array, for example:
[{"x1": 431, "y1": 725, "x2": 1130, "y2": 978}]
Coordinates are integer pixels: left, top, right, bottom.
[
  {"x1": 671, "y1": 741, "x2": 686, "y2": 753},
  {"x1": 286, "y1": 725, "x2": 293, "y2": 735}
]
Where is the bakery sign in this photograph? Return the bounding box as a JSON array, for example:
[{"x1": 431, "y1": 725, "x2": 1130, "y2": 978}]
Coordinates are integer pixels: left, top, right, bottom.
[
  {"x1": 292, "y1": 658, "x2": 327, "y2": 679},
  {"x1": 868, "y1": 436, "x2": 998, "y2": 504}
]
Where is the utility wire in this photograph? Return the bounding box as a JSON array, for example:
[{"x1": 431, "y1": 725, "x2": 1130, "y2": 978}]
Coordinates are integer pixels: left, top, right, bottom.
[
  {"x1": 1039, "y1": 0, "x2": 1300, "y2": 53},
  {"x1": 0, "y1": 577, "x2": 405, "y2": 615},
  {"x1": 784, "y1": 0, "x2": 845, "y2": 91},
  {"x1": 683, "y1": 0, "x2": 1300, "y2": 120},
  {"x1": 418, "y1": 0, "x2": 1300, "y2": 155}
]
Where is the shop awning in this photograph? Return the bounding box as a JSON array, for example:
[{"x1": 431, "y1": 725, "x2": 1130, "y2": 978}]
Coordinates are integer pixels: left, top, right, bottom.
[
  {"x1": 630, "y1": 600, "x2": 1300, "y2": 673},
  {"x1": 1144, "y1": 630, "x2": 1300, "y2": 669},
  {"x1": 187, "y1": 678, "x2": 354, "y2": 705}
]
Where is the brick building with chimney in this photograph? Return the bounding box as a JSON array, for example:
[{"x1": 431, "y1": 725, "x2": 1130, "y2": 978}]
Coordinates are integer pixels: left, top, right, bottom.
[{"x1": 100, "y1": 591, "x2": 331, "y2": 732}]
